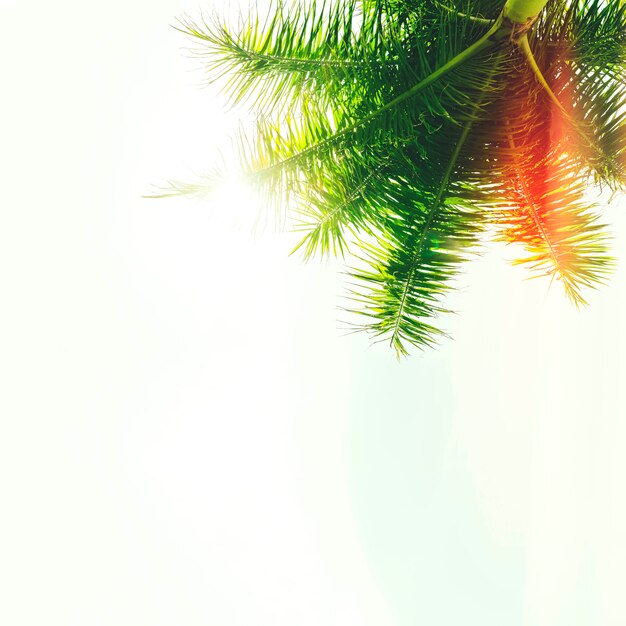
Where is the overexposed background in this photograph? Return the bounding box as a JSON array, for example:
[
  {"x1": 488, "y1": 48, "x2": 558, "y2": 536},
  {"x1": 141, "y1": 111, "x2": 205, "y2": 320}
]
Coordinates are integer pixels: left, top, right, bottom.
[{"x1": 2, "y1": 0, "x2": 625, "y2": 624}]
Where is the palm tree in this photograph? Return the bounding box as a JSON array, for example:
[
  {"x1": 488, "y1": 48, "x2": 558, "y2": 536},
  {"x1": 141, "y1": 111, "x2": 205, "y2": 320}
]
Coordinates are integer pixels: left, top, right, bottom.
[{"x1": 159, "y1": 0, "x2": 626, "y2": 356}]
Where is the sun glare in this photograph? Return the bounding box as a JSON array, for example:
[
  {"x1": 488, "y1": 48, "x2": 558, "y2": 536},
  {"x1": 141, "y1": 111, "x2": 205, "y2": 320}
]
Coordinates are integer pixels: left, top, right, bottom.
[{"x1": 209, "y1": 173, "x2": 267, "y2": 231}]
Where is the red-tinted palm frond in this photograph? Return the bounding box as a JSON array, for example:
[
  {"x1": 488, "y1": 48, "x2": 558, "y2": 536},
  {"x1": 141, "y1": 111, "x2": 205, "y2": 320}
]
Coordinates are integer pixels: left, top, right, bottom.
[{"x1": 494, "y1": 44, "x2": 613, "y2": 305}]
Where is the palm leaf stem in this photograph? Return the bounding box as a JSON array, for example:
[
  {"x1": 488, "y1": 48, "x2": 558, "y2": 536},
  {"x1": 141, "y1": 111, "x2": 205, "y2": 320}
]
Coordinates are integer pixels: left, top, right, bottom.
[
  {"x1": 517, "y1": 33, "x2": 568, "y2": 116},
  {"x1": 517, "y1": 32, "x2": 597, "y2": 157},
  {"x1": 505, "y1": 123, "x2": 563, "y2": 286}
]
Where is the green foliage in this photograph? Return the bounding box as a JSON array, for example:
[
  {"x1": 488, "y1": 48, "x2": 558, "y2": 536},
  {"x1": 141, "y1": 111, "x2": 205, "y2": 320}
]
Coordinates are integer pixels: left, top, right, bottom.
[{"x1": 162, "y1": 0, "x2": 626, "y2": 355}]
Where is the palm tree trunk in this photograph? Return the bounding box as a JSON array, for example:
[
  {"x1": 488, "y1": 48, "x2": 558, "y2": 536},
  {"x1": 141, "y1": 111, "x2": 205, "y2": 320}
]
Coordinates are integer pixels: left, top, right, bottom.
[{"x1": 503, "y1": 0, "x2": 551, "y2": 24}]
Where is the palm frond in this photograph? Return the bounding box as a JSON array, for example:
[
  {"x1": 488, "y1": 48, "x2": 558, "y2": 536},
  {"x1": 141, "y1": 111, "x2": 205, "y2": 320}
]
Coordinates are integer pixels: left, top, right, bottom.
[
  {"x1": 497, "y1": 149, "x2": 613, "y2": 305},
  {"x1": 343, "y1": 52, "x2": 507, "y2": 355},
  {"x1": 490, "y1": 48, "x2": 614, "y2": 305},
  {"x1": 175, "y1": 0, "x2": 411, "y2": 113},
  {"x1": 346, "y1": 155, "x2": 486, "y2": 355},
  {"x1": 290, "y1": 151, "x2": 393, "y2": 259}
]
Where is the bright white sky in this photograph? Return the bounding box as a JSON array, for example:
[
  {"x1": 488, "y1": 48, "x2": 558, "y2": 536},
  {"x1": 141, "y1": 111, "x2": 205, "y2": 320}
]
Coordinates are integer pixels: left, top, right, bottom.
[{"x1": 2, "y1": 1, "x2": 626, "y2": 625}]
